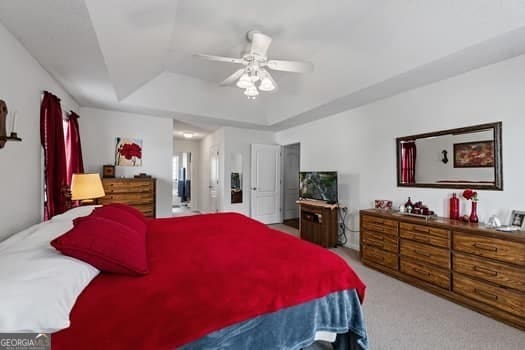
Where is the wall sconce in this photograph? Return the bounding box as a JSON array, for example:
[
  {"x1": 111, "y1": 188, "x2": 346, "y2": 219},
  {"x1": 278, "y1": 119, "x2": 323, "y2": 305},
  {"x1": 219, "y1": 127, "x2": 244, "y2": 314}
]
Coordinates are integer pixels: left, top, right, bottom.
[
  {"x1": 0, "y1": 99, "x2": 22, "y2": 149},
  {"x1": 441, "y1": 150, "x2": 449, "y2": 164}
]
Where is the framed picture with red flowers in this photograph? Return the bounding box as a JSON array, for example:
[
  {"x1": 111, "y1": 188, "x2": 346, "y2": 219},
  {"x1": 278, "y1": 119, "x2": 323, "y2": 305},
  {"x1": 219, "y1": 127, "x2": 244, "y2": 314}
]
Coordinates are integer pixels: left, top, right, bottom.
[
  {"x1": 115, "y1": 137, "x2": 143, "y2": 167},
  {"x1": 453, "y1": 140, "x2": 494, "y2": 168}
]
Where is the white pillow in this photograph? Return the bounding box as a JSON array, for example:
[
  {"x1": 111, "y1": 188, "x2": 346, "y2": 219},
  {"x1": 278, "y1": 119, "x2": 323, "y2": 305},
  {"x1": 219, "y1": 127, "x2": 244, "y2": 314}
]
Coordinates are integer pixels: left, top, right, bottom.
[{"x1": 0, "y1": 210, "x2": 100, "y2": 333}]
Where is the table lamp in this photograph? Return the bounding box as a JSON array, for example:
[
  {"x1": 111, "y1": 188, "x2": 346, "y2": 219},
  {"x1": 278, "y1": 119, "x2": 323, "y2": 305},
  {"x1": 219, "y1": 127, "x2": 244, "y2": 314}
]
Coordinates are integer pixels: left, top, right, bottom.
[{"x1": 71, "y1": 173, "x2": 106, "y2": 205}]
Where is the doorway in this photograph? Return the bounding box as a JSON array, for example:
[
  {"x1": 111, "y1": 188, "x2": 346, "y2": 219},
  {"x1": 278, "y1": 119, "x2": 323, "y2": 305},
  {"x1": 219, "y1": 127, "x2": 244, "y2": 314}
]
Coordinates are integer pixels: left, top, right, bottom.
[
  {"x1": 173, "y1": 152, "x2": 192, "y2": 215},
  {"x1": 282, "y1": 143, "x2": 300, "y2": 229},
  {"x1": 250, "y1": 144, "x2": 281, "y2": 224}
]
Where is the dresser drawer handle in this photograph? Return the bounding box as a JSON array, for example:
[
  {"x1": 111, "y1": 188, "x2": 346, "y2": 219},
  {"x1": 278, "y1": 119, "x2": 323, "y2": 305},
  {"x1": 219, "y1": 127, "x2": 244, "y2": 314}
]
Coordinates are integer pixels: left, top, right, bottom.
[
  {"x1": 473, "y1": 243, "x2": 498, "y2": 252},
  {"x1": 369, "y1": 242, "x2": 384, "y2": 249},
  {"x1": 414, "y1": 268, "x2": 430, "y2": 276},
  {"x1": 414, "y1": 250, "x2": 431, "y2": 257},
  {"x1": 473, "y1": 266, "x2": 498, "y2": 277},
  {"x1": 415, "y1": 235, "x2": 430, "y2": 242},
  {"x1": 413, "y1": 227, "x2": 429, "y2": 233},
  {"x1": 474, "y1": 288, "x2": 498, "y2": 301}
]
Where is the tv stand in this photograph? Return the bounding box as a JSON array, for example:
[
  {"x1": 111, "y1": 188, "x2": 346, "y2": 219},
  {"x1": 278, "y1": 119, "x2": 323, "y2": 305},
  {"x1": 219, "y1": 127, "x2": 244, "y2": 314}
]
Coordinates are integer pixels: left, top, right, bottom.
[{"x1": 296, "y1": 200, "x2": 338, "y2": 248}]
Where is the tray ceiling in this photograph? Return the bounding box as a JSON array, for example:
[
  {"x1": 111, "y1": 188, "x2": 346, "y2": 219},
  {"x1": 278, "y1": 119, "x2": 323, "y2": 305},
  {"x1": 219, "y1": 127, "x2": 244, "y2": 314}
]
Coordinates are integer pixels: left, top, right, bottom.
[{"x1": 1, "y1": 0, "x2": 525, "y2": 130}]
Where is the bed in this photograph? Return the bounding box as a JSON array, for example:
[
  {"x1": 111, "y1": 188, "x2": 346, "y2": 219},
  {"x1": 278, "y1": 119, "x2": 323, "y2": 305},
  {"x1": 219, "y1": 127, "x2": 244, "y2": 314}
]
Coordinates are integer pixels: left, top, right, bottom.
[{"x1": 0, "y1": 206, "x2": 367, "y2": 350}]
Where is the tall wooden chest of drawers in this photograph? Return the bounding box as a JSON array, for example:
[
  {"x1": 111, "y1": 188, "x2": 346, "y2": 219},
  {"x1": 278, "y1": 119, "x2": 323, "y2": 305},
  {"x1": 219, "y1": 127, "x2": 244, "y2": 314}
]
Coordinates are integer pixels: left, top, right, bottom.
[
  {"x1": 360, "y1": 209, "x2": 525, "y2": 330},
  {"x1": 100, "y1": 178, "x2": 156, "y2": 218}
]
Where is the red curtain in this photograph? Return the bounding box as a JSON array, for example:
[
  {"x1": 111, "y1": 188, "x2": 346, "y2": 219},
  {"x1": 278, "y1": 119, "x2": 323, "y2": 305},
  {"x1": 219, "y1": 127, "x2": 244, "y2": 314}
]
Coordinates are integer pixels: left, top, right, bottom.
[
  {"x1": 401, "y1": 141, "x2": 417, "y2": 184},
  {"x1": 65, "y1": 111, "x2": 84, "y2": 185},
  {"x1": 41, "y1": 91, "x2": 67, "y2": 220}
]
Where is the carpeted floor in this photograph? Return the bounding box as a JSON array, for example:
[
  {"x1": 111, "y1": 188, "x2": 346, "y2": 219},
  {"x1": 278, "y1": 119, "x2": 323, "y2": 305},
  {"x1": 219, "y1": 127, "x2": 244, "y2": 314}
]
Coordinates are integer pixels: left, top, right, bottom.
[{"x1": 270, "y1": 224, "x2": 525, "y2": 350}]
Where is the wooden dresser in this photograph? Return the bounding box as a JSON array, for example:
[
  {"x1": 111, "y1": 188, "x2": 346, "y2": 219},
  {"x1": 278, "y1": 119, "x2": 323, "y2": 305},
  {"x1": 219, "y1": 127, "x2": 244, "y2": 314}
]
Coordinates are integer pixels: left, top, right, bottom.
[
  {"x1": 100, "y1": 178, "x2": 156, "y2": 218},
  {"x1": 360, "y1": 209, "x2": 525, "y2": 330}
]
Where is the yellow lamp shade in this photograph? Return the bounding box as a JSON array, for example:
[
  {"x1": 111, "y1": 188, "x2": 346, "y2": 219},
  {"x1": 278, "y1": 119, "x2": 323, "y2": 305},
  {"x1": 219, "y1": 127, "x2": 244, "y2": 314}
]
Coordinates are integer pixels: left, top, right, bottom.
[{"x1": 71, "y1": 174, "x2": 105, "y2": 201}]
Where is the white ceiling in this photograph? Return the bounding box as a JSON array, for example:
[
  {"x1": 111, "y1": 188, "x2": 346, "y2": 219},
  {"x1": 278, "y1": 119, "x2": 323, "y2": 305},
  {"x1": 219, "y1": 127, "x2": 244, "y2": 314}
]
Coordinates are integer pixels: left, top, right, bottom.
[{"x1": 1, "y1": 0, "x2": 525, "y2": 131}]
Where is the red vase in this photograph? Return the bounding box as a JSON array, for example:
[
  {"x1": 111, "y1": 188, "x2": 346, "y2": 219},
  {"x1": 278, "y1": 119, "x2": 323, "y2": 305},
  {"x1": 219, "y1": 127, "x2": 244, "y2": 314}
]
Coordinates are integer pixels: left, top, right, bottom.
[
  {"x1": 469, "y1": 201, "x2": 479, "y2": 223},
  {"x1": 449, "y1": 193, "x2": 459, "y2": 220}
]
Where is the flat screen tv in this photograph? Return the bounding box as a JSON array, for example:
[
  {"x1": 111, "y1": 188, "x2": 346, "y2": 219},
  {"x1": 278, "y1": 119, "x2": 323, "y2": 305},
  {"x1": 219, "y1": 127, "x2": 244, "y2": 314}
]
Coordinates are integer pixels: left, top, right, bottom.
[{"x1": 299, "y1": 171, "x2": 338, "y2": 203}]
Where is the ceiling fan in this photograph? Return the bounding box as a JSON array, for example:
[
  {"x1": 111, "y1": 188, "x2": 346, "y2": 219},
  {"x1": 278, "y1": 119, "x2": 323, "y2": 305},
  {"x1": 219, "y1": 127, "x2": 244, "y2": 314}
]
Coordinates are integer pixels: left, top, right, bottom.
[{"x1": 195, "y1": 30, "x2": 313, "y2": 99}]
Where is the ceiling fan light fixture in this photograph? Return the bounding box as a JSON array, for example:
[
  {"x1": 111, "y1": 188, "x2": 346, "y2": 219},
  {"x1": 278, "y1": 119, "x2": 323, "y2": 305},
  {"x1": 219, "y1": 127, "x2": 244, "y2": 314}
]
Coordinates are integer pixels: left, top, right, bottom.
[
  {"x1": 244, "y1": 86, "x2": 259, "y2": 98},
  {"x1": 259, "y1": 77, "x2": 275, "y2": 92},
  {"x1": 236, "y1": 73, "x2": 252, "y2": 89}
]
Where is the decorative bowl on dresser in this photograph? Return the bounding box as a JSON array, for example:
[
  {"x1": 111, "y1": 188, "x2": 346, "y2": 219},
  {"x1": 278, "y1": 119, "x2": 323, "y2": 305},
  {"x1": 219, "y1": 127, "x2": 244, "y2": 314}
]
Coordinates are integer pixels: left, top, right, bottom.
[
  {"x1": 100, "y1": 178, "x2": 156, "y2": 218},
  {"x1": 360, "y1": 209, "x2": 525, "y2": 330}
]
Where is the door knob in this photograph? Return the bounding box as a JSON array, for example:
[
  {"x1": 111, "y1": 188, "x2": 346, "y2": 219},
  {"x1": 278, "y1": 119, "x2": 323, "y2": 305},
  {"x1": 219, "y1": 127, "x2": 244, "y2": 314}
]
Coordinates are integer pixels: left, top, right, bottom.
[{"x1": 251, "y1": 187, "x2": 257, "y2": 191}]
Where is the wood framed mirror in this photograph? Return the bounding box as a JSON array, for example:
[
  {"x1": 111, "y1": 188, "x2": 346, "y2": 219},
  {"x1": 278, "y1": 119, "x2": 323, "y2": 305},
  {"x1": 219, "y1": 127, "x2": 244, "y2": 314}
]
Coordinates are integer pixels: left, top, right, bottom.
[{"x1": 396, "y1": 122, "x2": 503, "y2": 190}]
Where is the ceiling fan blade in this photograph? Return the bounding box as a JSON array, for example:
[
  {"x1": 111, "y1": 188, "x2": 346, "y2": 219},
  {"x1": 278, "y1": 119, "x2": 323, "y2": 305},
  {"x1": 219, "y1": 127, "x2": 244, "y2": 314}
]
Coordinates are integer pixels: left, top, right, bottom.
[
  {"x1": 220, "y1": 69, "x2": 245, "y2": 86},
  {"x1": 194, "y1": 54, "x2": 244, "y2": 64},
  {"x1": 250, "y1": 32, "x2": 272, "y2": 57},
  {"x1": 266, "y1": 59, "x2": 314, "y2": 73}
]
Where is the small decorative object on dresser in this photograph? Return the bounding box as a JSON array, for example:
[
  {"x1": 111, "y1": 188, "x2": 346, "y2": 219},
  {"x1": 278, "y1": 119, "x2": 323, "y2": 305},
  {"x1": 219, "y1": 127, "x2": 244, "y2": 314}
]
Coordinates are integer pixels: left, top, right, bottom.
[
  {"x1": 374, "y1": 200, "x2": 393, "y2": 210},
  {"x1": 100, "y1": 178, "x2": 156, "y2": 218},
  {"x1": 449, "y1": 193, "x2": 460, "y2": 220},
  {"x1": 462, "y1": 189, "x2": 479, "y2": 223},
  {"x1": 360, "y1": 209, "x2": 525, "y2": 330},
  {"x1": 102, "y1": 165, "x2": 115, "y2": 178},
  {"x1": 510, "y1": 210, "x2": 525, "y2": 230}
]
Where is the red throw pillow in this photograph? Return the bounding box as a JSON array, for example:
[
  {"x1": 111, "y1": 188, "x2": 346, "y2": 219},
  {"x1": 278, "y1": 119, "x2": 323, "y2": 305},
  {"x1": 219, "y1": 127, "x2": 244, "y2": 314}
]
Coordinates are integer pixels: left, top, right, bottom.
[
  {"x1": 91, "y1": 205, "x2": 147, "y2": 233},
  {"x1": 51, "y1": 216, "x2": 149, "y2": 275},
  {"x1": 103, "y1": 203, "x2": 147, "y2": 223}
]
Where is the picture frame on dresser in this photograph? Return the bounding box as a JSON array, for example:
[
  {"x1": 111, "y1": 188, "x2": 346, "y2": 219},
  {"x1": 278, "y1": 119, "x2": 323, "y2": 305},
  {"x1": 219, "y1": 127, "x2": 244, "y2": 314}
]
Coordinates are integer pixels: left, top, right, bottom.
[
  {"x1": 102, "y1": 165, "x2": 115, "y2": 178},
  {"x1": 509, "y1": 210, "x2": 525, "y2": 230}
]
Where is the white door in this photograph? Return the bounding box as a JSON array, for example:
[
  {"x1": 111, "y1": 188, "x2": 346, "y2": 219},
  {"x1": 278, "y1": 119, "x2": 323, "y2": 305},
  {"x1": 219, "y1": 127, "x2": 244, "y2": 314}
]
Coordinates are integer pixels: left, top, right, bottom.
[
  {"x1": 251, "y1": 144, "x2": 281, "y2": 224},
  {"x1": 209, "y1": 145, "x2": 219, "y2": 212},
  {"x1": 283, "y1": 144, "x2": 300, "y2": 220}
]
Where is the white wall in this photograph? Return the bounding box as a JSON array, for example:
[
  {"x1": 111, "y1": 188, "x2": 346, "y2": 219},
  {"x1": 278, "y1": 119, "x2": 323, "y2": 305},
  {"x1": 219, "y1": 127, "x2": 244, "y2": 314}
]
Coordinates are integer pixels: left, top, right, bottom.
[
  {"x1": 0, "y1": 22, "x2": 78, "y2": 240},
  {"x1": 173, "y1": 138, "x2": 200, "y2": 210},
  {"x1": 276, "y1": 55, "x2": 525, "y2": 249},
  {"x1": 415, "y1": 130, "x2": 494, "y2": 183},
  {"x1": 80, "y1": 107, "x2": 173, "y2": 218}
]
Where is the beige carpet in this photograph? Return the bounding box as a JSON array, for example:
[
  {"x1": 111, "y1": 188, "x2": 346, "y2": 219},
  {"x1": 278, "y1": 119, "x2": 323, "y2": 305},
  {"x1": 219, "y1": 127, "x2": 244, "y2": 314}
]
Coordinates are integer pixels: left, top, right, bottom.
[{"x1": 270, "y1": 224, "x2": 525, "y2": 350}]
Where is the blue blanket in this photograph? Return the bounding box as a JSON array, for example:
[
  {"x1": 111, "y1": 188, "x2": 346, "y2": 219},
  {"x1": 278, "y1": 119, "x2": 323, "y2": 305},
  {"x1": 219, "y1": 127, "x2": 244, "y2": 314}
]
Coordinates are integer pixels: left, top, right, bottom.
[{"x1": 182, "y1": 289, "x2": 368, "y2": 350}]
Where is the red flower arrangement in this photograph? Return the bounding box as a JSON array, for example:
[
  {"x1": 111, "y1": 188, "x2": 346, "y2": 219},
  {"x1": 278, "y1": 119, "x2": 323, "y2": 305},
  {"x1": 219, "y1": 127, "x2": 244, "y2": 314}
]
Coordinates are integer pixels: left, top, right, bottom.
[{"x1": 462, "y1": 189, "x2": 478, "y2": 202}]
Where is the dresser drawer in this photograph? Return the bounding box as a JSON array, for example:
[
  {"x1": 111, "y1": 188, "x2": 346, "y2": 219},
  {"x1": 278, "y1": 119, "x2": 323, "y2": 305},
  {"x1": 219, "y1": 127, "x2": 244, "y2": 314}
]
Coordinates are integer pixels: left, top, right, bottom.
[
  {"x1": 99, "y1": 193, "x2": 154, "y2": 206},
  {"x1": 453, "y1": 274, "x2": 525, "y2": 318},
  {"x1": 134, "y1": 204, "x2": 155, "y2": 218},
  {"x1": 362, "y1": 222, "x2": 398, "y2": 237},
  {"x1": 362, "y1": 215, "x2": 398, "y2": 229},
  {"x1": 400, "y1": 229, "x2": 449, "y2": 249},
  {"x1": 401, "y1": 258, "x2": 450, "y2": 290},
  {"x1": 400, "y1": 222, "x2": 449, "y2": 239},
  {"x1": 400, "y1": 239, "x2": 450, "y2": 269},
  {"x1": 362, "y1": 230, "x2": 398, "y2": 253},
  {"x1": 362, "y1": 245, "x2": 398, "y2": 270},
  {"x1": 453, "y1": 232, "x2": 525, "y2": 266},
  {"x1": 453, "y1": 253, "x2": 525, "y2": 292},
  {"x1": 103, "y1": 180, "x2": 153, "y2": 194}
]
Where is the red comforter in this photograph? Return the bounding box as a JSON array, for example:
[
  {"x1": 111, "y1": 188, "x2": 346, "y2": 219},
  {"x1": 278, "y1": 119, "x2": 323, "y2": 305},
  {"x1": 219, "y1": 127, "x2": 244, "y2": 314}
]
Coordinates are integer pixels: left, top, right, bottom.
[{"x1": 53, "y1": 213, "x2": 366, "y2": 349}]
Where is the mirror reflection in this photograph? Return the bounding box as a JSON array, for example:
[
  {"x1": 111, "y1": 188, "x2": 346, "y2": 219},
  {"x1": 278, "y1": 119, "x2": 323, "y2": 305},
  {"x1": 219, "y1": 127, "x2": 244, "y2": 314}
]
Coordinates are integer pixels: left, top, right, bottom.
[
  {"x1": 397, "y1": 122, "x2": 502, "y2": 190},
  {"x1": 231, "y1": 153, "x2": 243, "y2": 204}
]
